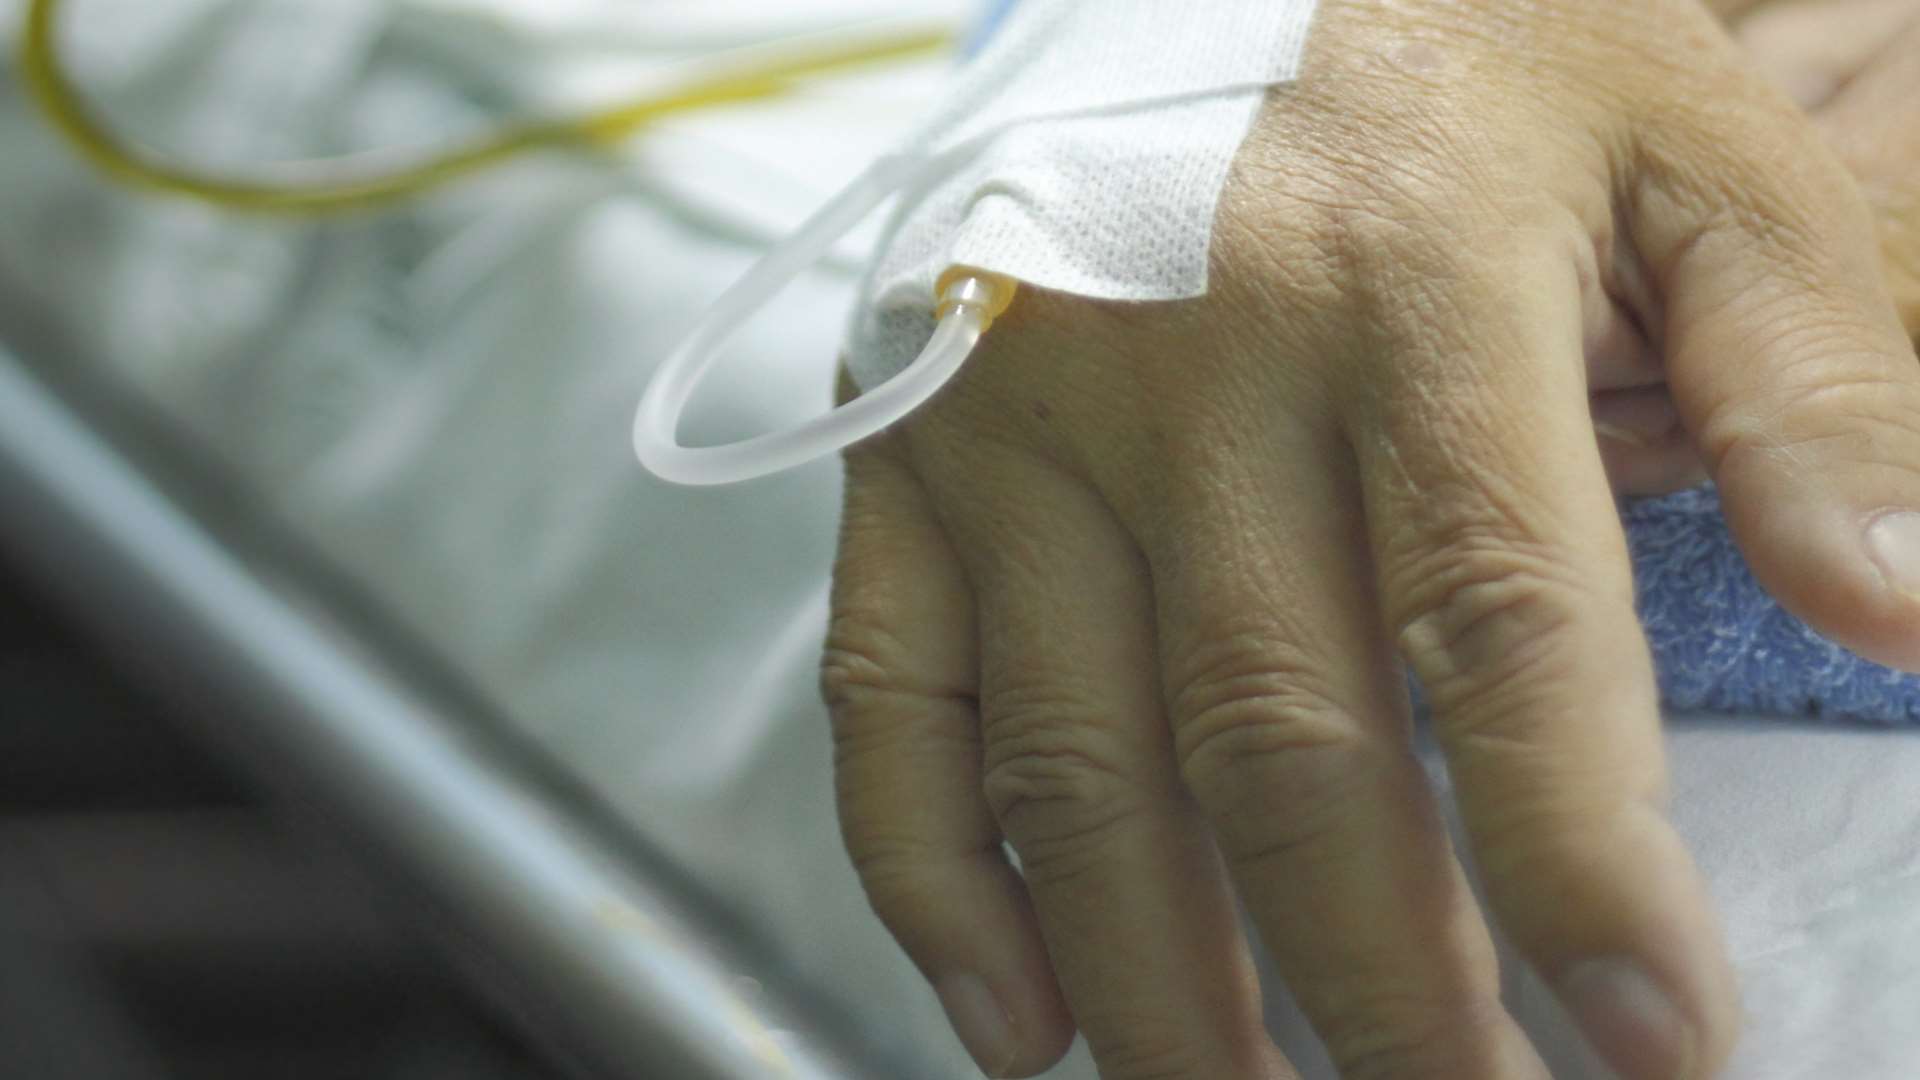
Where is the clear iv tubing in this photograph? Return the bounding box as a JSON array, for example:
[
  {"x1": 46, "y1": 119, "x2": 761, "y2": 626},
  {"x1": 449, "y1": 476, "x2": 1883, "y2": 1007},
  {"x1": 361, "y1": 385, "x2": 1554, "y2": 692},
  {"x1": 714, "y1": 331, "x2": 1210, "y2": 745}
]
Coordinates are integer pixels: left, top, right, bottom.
[
  {"x1": 18, "y1": 0, "x2": 998, "y2": 484},
  {"x1": 632, "y1": 154, "x2": 1015, "y2": 486}
]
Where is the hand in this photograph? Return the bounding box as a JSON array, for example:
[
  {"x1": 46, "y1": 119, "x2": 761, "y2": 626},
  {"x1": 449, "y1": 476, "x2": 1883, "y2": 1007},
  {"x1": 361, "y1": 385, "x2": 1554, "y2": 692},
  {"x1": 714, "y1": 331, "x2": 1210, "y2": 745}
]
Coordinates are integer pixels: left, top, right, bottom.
[
  {"x1": 1602, "y1": 0, "x2": 1920, "y2": 493},
  {"x1": 823, "y1": 1, "x2": 1920, "y2": 1077}
]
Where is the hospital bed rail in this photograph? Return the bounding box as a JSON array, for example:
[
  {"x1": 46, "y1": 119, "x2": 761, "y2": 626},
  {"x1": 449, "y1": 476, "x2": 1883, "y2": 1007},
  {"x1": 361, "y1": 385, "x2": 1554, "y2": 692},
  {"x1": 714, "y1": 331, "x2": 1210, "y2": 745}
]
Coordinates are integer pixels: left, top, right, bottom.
[{"x1": 0, "y1": 312, "x2": 904, "y2": 1080}]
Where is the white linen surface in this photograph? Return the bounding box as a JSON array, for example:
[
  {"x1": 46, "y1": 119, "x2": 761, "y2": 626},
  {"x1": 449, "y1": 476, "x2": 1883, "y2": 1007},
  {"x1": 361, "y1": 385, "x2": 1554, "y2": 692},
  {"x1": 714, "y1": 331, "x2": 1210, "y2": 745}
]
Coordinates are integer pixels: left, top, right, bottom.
[{"x1": 1, "y1": 3, "x2": 1916, "y2": 1076}]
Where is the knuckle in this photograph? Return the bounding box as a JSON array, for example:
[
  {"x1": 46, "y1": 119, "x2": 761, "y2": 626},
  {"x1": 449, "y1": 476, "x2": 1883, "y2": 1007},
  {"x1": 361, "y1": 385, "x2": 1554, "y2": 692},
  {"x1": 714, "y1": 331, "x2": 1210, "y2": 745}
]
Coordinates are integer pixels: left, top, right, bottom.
[
  {"x1": 1163, "y1": 628, "x2": 1413, "y2": 870},
  {"x1": 1662, "y1": 182, "x2": 1829, "y2": 278},
  {"x1": 1304, "y1": 130, "x2": 1546, "y2": 270},
  {"x1": 822, "y1": 617, "x2": 979, "y2": 773},
  {"x1": 821, "y1": 646, "x2": 902, "y2": 767},
  {"x1": 1392, "y1": 543, "x2": 1596, "y2": 718},
  {"x1": 1225, "y1": 139, "x2": 1499, "y2": 305},
  {"x1": 821, "y1": 603, "x2": 969, "y2": 731},
  {"x1": 1308, "y1": 171, "x2": 1480, "y2": 297},
  {"x1": 1641, "y1": 96, "x2": 1837, "y2": 223},
  {"x1": 1168, "y1": 631, "x2": 1378, "y2": 822},
  {"x1": 979, "y1": 710, "x2": 1140, "y2": 883},
  {"x1": 820, "y1": 613, "x2": 911, "y2": 711}
]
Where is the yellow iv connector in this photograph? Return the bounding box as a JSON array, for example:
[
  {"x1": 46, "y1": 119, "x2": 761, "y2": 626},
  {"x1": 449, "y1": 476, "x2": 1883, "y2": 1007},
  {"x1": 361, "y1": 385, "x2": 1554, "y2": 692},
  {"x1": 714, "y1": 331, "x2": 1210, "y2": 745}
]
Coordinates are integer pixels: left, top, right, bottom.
[{"x1": 17, "y1": 0, "x2": 953, "y2": 215}]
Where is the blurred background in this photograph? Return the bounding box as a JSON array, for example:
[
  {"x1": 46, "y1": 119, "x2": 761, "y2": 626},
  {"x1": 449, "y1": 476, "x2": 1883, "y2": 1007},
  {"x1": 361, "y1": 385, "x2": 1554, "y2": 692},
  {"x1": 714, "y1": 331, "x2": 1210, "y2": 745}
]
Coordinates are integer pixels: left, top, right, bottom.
[
  {"x1": 0, "y1": 557, "x2": 561, "y2": 1078},
  {"x1": 0, "y1": 1, "x2": 996, "y2": 1076}
]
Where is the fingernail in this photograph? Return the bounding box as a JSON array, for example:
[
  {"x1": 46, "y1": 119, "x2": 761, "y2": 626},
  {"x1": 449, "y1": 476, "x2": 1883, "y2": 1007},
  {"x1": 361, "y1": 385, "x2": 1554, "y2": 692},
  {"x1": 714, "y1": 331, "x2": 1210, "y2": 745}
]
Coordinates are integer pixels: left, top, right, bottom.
[
  {"x1": 1866, "y1": 511, "x2": 1920, "y2": 598},
  {"x1": 936, "y1": 973, "x2": 1019, "y2": 1077},
  {"x1": 1592, "y1": 390, "x2": 1681, "y2": 449},
  {"x1": 1560, "y1": 959, "x2": 1697, "y2": 1080},
  {"x1": 1594, "y1": 421, "x2": 1654, "y2": 449}
]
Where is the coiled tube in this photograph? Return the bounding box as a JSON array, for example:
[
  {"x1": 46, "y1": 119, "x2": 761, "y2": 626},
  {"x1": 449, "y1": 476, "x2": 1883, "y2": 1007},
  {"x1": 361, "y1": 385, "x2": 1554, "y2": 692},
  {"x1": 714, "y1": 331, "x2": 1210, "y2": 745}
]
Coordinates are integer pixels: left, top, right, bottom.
[{"x1": 632, "y1": 159, "x2": 1015, "y2": 486}]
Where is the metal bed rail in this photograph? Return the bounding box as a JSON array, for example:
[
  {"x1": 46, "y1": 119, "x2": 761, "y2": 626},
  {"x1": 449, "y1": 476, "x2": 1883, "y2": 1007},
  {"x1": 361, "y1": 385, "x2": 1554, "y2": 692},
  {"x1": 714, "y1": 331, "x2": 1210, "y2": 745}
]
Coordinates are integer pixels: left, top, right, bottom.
[{"x1": 0, "y1": 336, "x2": 897, "y2": 1080}]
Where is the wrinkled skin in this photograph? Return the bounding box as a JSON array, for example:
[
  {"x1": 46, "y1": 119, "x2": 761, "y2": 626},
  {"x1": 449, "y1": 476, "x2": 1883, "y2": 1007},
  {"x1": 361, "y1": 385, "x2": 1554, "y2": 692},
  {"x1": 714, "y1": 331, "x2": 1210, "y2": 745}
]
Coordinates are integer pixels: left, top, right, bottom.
[
  {"x1": 1602, "y1": 0, "x2": 1920, "y2": 492},
  {"x1": 823, "y1": 1, "x2": 1920, "y2": 1078}
]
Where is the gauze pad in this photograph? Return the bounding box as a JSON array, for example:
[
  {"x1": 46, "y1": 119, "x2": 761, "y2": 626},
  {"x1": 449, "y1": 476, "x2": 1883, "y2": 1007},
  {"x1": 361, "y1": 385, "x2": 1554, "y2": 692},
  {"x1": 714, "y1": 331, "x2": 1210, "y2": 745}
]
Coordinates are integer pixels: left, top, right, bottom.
[
  {"x1": 632, "y1": 1, "x2": 1322, "y2": 485},
  {"x1": 845, "y1": 0, "x2": 1322, "y2": 389}
]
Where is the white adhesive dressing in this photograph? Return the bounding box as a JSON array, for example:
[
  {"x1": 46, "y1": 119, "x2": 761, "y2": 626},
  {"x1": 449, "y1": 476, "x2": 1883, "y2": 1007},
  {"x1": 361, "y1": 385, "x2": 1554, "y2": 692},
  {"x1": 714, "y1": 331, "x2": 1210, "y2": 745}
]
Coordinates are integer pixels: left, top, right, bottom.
[
  {"x1": 632, "y1": 0, "x2": 1321, "y2": 484},
  {"x1": 845, "y1": 0, "x2": 1323, "y2": 389}
]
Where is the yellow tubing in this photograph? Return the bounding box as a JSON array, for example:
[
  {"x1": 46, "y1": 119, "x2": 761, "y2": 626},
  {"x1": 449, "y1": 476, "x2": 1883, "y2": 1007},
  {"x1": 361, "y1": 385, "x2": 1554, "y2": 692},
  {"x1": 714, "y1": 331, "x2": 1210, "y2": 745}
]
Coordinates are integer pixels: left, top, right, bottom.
[{"x1": 17, "y1": 0, "x2": 952, "y2": 215}]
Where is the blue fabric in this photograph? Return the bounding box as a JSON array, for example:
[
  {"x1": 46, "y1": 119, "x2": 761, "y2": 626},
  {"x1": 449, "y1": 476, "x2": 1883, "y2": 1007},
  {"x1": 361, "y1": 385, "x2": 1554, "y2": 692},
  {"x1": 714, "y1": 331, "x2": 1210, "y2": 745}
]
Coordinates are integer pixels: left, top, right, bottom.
[
  {"x1": 1404, "y1": 490, "x2": 1920, "y2": 725},
  {"x1": 1627, "y1": 488, "x2": 1920, "y2": 724}
]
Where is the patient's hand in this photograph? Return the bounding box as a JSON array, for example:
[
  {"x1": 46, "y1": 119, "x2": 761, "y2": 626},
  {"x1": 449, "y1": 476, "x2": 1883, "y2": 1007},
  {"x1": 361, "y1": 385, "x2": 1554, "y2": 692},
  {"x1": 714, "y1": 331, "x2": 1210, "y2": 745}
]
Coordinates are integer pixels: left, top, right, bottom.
[
  {"x1": 823, "y1": 2, "x2": 1920, "y2": 1078},
  {"x1": 1603, "y1": 0, "x2": 1920, "y2": 493}
]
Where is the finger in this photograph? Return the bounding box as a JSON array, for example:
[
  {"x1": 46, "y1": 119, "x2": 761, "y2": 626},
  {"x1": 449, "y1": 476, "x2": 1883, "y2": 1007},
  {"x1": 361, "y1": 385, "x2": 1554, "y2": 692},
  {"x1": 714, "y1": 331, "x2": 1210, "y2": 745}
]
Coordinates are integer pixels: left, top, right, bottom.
[
  {"x1": 921, "y1": 443, "x2": 1286, "y2": 1080},
  {"x1": 1349, "y1": 244, "x2": 1739, "y2": 1080},
  {"x1": 1110, "y1": 406, "x2": 1550, "y2": 1078},
  {"x1": 1807, "y1": 8, "x2": 1920, "y2": 334},
  {"x1": 822, "y1": 436, "x2": 1075, "y2": 1078},
  {"x1": 1592, "y1": 387, "x2": 1707, "y2": 496},
  {"x1": 1582, "y1": 255, "x2": 1704, "y2": 494},
  {"x1": 1733, "y1": 0, "x2": 1920, "y2": 108},
  {"x1": 1630, "y1": 58, "x2": 1920, "y2": 673},
  {"x1": 1574, "y1": 231, "x2": 1703, "y2": 495}
]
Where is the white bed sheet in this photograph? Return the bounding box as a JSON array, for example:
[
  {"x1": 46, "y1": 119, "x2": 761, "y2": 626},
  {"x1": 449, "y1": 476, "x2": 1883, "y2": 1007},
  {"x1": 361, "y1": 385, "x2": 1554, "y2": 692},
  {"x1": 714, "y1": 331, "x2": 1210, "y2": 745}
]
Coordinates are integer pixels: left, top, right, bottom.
[{"x1": 2, "y1": 3, "x2": 1916, "y2": 1076}]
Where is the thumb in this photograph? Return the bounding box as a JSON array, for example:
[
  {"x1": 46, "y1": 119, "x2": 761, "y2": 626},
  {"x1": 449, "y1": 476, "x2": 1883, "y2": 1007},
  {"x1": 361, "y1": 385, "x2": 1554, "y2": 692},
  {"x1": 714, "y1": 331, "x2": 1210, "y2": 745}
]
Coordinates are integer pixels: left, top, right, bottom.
[
  {"x1": 1806, "y1": 10, "x2": 1920, "y2": 338},
  {"x1": 1631, "y1": 75, "x2": 1920, "y2": 672}
]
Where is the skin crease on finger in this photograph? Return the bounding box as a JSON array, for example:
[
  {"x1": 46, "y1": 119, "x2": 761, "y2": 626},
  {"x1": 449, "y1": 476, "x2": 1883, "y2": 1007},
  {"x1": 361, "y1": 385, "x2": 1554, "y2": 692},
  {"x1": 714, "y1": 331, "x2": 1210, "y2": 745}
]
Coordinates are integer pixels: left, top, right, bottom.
[{"x1": 826, "y1": 1, "x2": 1920, "y2": 1078}]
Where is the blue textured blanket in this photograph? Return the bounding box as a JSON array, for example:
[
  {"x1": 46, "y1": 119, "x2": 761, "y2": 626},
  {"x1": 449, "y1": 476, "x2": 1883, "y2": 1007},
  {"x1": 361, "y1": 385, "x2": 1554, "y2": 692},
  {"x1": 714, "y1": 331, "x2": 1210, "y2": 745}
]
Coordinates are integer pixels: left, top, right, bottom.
[{"x1": 1629, "y1": 488, "x2": 1920, "y2": 724}]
